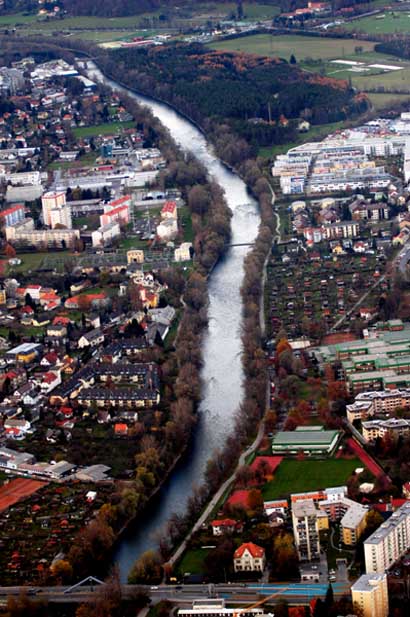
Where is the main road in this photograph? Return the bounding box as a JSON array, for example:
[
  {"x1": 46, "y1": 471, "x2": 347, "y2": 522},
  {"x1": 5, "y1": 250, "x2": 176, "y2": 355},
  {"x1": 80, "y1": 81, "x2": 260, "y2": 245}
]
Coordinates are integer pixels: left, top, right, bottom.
[
  {"x1": 0, "y1": 582, "x2": 352, "y2": 605},
  {"x1": 86, "y1": 62, "x2": 261, "y2": 580}
]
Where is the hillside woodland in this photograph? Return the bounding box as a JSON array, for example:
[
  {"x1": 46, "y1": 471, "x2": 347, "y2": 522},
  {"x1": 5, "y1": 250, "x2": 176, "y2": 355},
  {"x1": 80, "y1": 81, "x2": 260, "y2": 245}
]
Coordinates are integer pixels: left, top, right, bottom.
[{"x1": 102, "y1": 44, "x2": 369, "y2": 154}]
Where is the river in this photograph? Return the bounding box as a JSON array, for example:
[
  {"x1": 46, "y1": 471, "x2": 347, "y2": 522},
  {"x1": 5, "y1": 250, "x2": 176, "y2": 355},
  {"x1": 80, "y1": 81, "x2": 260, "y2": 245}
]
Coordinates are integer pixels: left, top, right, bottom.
[{"x1": 86, "y1": 62, "x2": 261, "y2": 581}]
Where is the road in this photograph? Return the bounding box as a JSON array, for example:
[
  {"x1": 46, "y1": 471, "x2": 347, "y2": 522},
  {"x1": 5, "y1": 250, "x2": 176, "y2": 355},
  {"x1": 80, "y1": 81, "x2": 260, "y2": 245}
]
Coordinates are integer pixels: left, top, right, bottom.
[{"x1": 0, "y1": 581, "x2": 352, "y2": 605}]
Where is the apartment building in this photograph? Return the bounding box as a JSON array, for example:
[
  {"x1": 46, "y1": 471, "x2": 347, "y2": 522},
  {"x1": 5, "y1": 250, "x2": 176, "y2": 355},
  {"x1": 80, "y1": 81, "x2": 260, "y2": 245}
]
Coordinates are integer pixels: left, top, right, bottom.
[
  {"x1": 341, "y1": 501, "x2": 368, "y2": 546},
  {"x1": 351, "y1": 574, "x2": 389, "y2": 617},
  {"x1": 41, "y1": 191, "x2": 67, "y2": 226},
  {"x1": 0, "y1": 204, "x2": 25, "y2": 227},
  {"x1": 6, "y1": 219, "x2": 79, "y2": 248},
  {"x1": 292, "y1": 499, "x2": 321, "y2": 561},
  {"x1": 91, "y1": 221, "x2": 121, "y2": 248},
  {"x1": 322, "y1": 221, "x2": 360, "y2": 240},
  {"x1": 364, "y1": 502, "x2": 410, "y2": 573},
  {"x1": 346, "y1": 389, "x2": 410, "y2": 422},
  {"x1": 362, "y1": 418, "x2": 410, "y2": 443}
]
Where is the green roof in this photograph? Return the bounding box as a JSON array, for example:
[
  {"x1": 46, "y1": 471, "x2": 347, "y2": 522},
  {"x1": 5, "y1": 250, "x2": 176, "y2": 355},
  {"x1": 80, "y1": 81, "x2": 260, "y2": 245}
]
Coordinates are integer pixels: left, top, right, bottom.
[{"x1": 272, "y1": 429, "x2": 339, "y2": 447}]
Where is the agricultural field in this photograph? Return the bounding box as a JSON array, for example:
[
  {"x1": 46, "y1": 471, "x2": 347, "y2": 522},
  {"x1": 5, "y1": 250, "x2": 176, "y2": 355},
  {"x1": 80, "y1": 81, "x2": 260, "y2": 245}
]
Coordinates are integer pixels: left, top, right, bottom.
[
  {"x1": 262, "y1": 458, "x2": 362, "y2": 500},
  {"x1": 366, "y1": 92, "x2": 410, "y2": 110},
  {"x1": 209, "y1": 33, "x2": 410, "y2": 104},
  {"x1": 342, "y1": 11, "x2": 410, "y2": 34},
  {"x1": 208, "y1": 34, "x2": 376, "y2": 61}
]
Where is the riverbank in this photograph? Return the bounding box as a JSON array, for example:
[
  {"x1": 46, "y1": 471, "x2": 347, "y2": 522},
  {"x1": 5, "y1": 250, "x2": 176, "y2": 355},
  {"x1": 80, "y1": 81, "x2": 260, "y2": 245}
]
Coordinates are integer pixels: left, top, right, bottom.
[{"x1": 83, "y1": 61, "x2": 262, "y2": 579}]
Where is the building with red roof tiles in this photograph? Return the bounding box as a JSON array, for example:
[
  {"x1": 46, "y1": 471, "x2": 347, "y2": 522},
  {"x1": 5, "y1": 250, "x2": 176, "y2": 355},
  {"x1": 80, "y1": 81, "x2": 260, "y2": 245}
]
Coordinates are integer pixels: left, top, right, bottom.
[
  {"x1": 114, "y1": 423, "x2": 128, "y2": 436},
  {"x1": 161, "y1": 200, "x2": 177, "y2": 220},
  {"x1": 100, "y1": 204, "x2": 130, "y2": 227},
  {"x1": 233, "y1": 542, "x2": 266, "y2": 572},
  {"x1": 210, "y1": 518, "x2": 242, "y2": 536}
]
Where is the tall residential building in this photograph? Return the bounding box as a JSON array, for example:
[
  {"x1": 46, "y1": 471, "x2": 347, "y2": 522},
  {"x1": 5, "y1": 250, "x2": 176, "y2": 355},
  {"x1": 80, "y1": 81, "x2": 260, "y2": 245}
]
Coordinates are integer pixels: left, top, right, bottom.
[
  {"x1": 41, "y1": 191, "x2": 67, "y2": 227},
  {"x1": 50, "y1": 205, "x2": 72, "y2": 230},
  {"x1": 364, "y1": 502, "x2": 410, "y2": 573},
  {"x1": 0, "y1": 204, "x2": 25, "y2": 227},
  {"x1": 292, "y1": 499, "x2": 320, "y2": 561},
  {"x1": 351, "y1": 573, "x2": 388, "y2": 617}
]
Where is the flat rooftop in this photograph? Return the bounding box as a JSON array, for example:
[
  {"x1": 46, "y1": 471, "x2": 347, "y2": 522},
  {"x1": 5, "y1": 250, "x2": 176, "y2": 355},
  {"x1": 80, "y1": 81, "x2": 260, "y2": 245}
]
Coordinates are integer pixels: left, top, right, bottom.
[{"x1": 272, "y1": 428, "x2": 340, "y2": 446}]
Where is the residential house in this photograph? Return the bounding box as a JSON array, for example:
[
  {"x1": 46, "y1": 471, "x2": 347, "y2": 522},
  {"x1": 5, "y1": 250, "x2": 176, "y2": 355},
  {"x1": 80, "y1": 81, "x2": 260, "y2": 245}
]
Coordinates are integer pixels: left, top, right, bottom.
[
  {"x1": 210, "y1": 519, "x2": 241, "y2": 536},
  {"x1": 233, "y1": 542, "x2": 266, "y2": 573},
  {"x1": 78, "y1": 328, "x2": 105, "y2": 349}
]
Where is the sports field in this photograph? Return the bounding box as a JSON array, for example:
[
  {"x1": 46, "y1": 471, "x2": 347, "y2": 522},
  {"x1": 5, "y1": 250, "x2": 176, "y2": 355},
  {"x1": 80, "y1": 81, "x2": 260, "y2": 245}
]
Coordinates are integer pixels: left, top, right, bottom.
[
  {"x1": 344, "y1": 11, "x2": 410, "y2": 34},
  {"x1": 208, "y1": 34, "x2": 375, "y2": 60},
  {"x1": 73, "y1": 121, "x2": 135, "y2": 138},
  {"x1": 0, "y1": 478, "x2": 47, "y2": 513},
  {"x1": 262, "y1": 458, "x2": 362, "y2": 500}
]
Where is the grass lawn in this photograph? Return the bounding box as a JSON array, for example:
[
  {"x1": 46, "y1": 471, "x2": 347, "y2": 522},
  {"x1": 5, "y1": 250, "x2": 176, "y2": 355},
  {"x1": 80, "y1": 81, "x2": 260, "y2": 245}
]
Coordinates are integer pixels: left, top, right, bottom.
[
  {"x1": 351, "y1": 66, "x2": 410, "y2": 92},
  {"x1": 9, "y1": 252, "x2": 52, "y2": 274},
  {"x1": 179, "y1": 206, "x2": 194, "y2": 243},
  {"x1": 343, "y1": 11, "x2": 410, "y2": 34},
  {"x1": 259, "y1": 120, "x2": 345, "y2": 159},
  {"x1": 208, "y1": 34, "x2": 375, "y2": 61},
  {"x1": 73, "y1": 121, "x2": 135, "y2": 138},
  {"x1": 0, "y1": 12, "x2": 37, "y2": 26},
  {"x1": 119, "y1": 236, "x2": 147, "y2": 250},
  {"x1": 47, "y1": 151, "x2": 99, "y2": 171},
  {"x1": 176, "y1": 547, "x2": 210, "y2": 577},
  {"x1": 262, "y1": 459, "x2": 361, "y2": 500},
  {"x1": 367, "y1": 92, "x2": 410, "y2": 110}
]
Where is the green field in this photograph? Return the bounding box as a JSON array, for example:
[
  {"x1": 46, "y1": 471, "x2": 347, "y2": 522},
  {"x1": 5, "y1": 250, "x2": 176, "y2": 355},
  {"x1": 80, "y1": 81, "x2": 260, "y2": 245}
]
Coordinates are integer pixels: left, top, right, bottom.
[
  {"x1": 208, "y1": 34, "x2": 375, "y2": 61},
  {"x1": 8, "y1": 252, "x2": 50, "y2": 274},
  {"x1": 0, "y1": 13, "x2": 157, "y2": 29},
  {"x1": 262, "y1": 459, "x2": 362, "y2": 500},
  {"x1": 176, "y1": 547, "x2": 210, "y2": 577},
  {"x1": 367, "y1": 92, "x2": 410, "y2": 110},
  {"x1": 344, "y1": 11, "x2": 410, "y2": 34},
  {"x1": 259, "y1": 120, "x2": 345, "y2": 159},
  {"x1": 73, "y1": 121, "x2": 135, "y2": 138}
]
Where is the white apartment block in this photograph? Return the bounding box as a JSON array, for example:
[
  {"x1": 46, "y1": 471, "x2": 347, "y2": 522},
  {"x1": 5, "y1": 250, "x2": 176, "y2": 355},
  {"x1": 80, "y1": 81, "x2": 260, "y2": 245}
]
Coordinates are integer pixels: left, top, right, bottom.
[
  {"x1": 6, "y1": 170, "x2": 42, "y2": 186},
  {"x1": 346, "y1": 388, "x2": 410, "y2": 423},
  {"x1": 50, "y1": 205, "x2": 72, "y2": 230},
  {"x1": 292, "y1": 499, "x2": 320, "y2": 561},
  {"x1": 364, "y1": 502, "x2": 410, "y2": 573},
  {"x1": 42, "y1": 191, "x2": 67, "y2": 227},
  {"x1": 351, "y1": 573, "x2": 389, "y2": 617},
  {"x1": 6, "y1": 218, "x2": 79, "y2": 248},
  {"x1": 362, "y1": 418, "x2": 410, "y2": 443},
  {"x1": 91, "y1": 221, "x2": 120, "y2": 248}
]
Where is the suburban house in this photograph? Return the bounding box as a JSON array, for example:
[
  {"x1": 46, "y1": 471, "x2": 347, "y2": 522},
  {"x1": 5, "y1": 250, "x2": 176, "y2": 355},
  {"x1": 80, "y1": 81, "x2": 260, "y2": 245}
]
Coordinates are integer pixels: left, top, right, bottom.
[
  {"x1": 78, "y1": 328, "x2": 105, "y2": 349},
  {"x1": 233, "y1": 542, "x2": 266, "y2": 573},
  {"x1": 210, "y1": 518, "x2": 241, "y2": 536}
]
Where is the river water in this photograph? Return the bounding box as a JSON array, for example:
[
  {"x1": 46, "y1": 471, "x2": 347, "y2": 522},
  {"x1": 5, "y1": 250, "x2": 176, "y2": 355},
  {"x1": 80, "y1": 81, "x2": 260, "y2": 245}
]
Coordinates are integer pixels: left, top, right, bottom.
[{"x1": 86, "y1": 63, "x2": 261, "y2": 580}]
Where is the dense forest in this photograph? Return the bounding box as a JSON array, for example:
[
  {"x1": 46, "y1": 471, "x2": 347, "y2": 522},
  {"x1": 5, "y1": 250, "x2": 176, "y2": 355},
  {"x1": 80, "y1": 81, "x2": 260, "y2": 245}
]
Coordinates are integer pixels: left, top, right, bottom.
[{"x1": 103, "y1": 43, "x2": 369, "y2": 151}]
